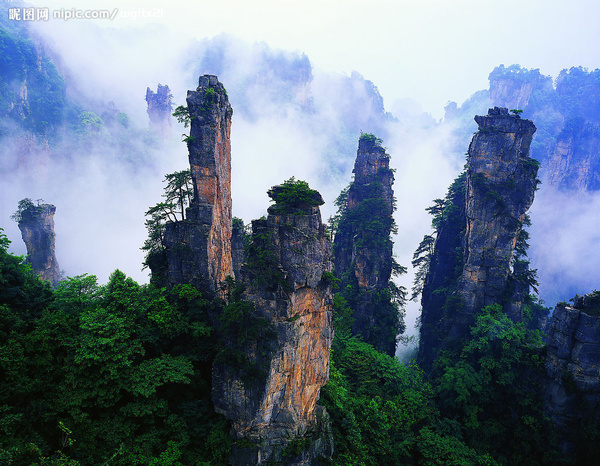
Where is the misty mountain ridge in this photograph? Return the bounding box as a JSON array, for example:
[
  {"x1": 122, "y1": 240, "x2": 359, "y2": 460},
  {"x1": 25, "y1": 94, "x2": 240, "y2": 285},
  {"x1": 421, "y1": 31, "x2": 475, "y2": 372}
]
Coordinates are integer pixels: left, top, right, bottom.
[{"x1": 1, "y1": 14, "x2": 599, "y2": 312}]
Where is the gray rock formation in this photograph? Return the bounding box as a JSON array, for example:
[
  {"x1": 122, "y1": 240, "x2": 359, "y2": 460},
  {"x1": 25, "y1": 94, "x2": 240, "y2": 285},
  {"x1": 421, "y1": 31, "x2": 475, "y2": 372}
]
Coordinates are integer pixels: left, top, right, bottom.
[
  {"x1": 457, "y1": 107, "x2": 538, "y2": 320},
  {"x1": 163, "y1": 75, "x2": 234, "y2": 295},
  {"x1": 418, "y1": 107, "x2": 539, "y2": 367},
  {"x1": 333, "y1": 134, "x2": 399, "y2": 356},
  {"x1": 17, "y1": 201, "x2": 61, "y2": 287},
  {"x1": 145, "y1": 84, "x2": 173, "y2": 139},
  {"x1": 212, "y1": 183, "x2": 334, "y2": 465},
  {"x1": 544, "y1": 292, "x2": 600, "y2": 455}
]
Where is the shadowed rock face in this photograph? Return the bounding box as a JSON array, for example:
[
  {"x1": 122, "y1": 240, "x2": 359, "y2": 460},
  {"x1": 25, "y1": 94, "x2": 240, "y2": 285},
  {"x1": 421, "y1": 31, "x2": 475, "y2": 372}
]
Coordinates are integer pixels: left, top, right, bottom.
[
  {"x1": 213, "y1": 196, "x2": 334, "y2": 465},
  {"x1": 457, "y1": 107, "x2": 538, "y2": 320},
  {"x1": 419, "y1": 107, "x2": 538, "y2": 368},
  {"x1": 18, "y1": 203, "x2": 61, "y2": 287},
  {"x1": 163, "y1": 75, "x2": 233, "y2": 294},
  {"x1": 145, "y1": 84, "x2": 172, "y2": 139},
  {"x1": 545, "y1": 121, "x2": 600, "y2": 191},
  {"x1": 486, "y1": 66, "x2": 600, "y2": 192},
  {"x1": 333, "y1": 136, "x2": 397, "y2": 355},
  {"x1": 544, "y1": 293, "x2": 600, "y2": 456}
]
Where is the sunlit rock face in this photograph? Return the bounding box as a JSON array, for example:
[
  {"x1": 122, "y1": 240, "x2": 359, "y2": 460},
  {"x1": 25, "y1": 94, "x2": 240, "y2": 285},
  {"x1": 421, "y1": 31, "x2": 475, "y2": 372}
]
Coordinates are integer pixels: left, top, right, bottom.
[
  {"x1": 418, "y1": 107, "x2": 538, "y2": 368},
  {"x1": 544, "y1": 293, "x2": 600, "y2": 456},
  {"x1": 145, "y1": 84, "x2": 173, "y2": 139},
  {"x1": 163, "y1": 75, "x2": 234, "y2": 295},
  {"x1": 333, "y1": 136, "x2": 396, "y2": 355},
  {"x1": 18, "y1": 203, "x2": 61, "y2": 287},
  {"x1": 213, "y1": 194, "x2": 334, "y2": 465}
]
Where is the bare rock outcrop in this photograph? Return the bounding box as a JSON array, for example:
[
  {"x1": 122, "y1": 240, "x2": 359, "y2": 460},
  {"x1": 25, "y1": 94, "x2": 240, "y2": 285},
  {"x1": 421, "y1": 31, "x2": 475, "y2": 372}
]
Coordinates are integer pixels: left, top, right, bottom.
[
  {"x1": 17, "y1": 201, "x2": 61, "y2": 287},
  {"x1": 213, "y1": 183, "x2": 334, "y2": 465},
  {"x1": 419, "y1": 107, "x2": 539, "y2": 367},
  {"x1": 457, "y1": 107, "x2": 538, "y2": 319},
  {"x1": 163, "y1": 75, "x2": 233, "y2": 294},
  {"x1": 544, "y1": 292, "x2": 600, "y2": 455},
  {"x1": 145, "y1": 84, "x2": 173, "y2": 139}
]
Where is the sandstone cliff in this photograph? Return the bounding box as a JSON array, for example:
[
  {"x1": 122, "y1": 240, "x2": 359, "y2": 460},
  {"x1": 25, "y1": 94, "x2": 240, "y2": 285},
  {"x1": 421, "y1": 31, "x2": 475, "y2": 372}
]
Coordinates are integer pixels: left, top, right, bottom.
[
  {"x1": 544, "y1": 292, "x2": 600, "y2": 456},
  {"x1": 163, "y1": 75, "x2": 233, "y2": 294},
  {"x1": 212, "y1": 181, "x2": 334, "y2": 465},
  {"x1": 418, "y1": 107, "x2": 539, "y2": 367},
  {"x1": 333, "y1": 134, "x2": 401, "y2": 356},
  {"x1": 145, "y1": 84, "x2": 173, "y2": 139},
  {"x1": 17, "y1": 201, "x2": 61, "y2": 287}
]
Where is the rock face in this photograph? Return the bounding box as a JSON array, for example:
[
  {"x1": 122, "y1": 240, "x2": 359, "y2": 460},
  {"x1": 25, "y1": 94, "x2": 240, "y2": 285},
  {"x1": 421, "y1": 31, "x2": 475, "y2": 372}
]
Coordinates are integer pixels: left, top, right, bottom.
[
  {"x1": 230, "y1": 218, "x2": 245, "y2": 281},
  {"x1": 145, "y1": 84, "x2": 173, "y2": 139},
  {"x1": 419, "y1": 108, "x2": 539, "y2": 367},
  {"x1": 163, "y1": 75, "x2": 233, "y2": 294},
  {"x1": 488, "y1": 65, "x2": 554, "y2": 112},
  {"x1": 18, "y1": 203, "x2": 61, "y2": 287},
  {"x1": 487, "y1": 65, "x2": 600, "y2": 192},
  {"x1": 457, "y1": 107, "x2": 538, "y2": 318},
  {"x1": 333, "y1": 135, "x2": 398, "y2": 355},
  {"x1": 544, "y1": 293, "x2": 600, "y2": 455},
  {"x1": 545, "y1": 120, "x2": 600, "y2": 191},
  {"x1": 213, "y1": 187, "x2": 334, "y2": 465}
]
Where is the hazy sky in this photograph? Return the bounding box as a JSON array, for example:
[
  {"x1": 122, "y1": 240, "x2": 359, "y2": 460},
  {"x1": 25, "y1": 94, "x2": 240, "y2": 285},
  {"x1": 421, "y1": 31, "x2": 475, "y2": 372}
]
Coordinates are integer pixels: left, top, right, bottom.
[{"x1": 33, "y1": 0, "x2": 600, "y2": 118}]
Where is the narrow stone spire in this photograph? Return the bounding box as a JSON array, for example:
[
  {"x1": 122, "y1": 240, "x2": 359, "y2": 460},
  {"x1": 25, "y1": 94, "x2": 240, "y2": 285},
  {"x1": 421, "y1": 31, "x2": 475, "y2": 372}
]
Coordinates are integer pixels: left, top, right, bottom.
[
  {"x1": 163, "y1": 75, "x2": 234, "y2": 294},
  {"x1": 17, "y1": 201, "x2": 61, "y2": 287}
]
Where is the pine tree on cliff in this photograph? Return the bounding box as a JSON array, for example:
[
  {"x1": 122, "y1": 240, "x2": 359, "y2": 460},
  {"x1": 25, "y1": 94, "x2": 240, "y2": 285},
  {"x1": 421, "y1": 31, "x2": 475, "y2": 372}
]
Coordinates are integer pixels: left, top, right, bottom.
[
  {"x1": 144, "y1": 75, "x2": 234, "y2": 295},
  {"x1": 332, "y1": 133, "x2": 406, "y2": 356}
]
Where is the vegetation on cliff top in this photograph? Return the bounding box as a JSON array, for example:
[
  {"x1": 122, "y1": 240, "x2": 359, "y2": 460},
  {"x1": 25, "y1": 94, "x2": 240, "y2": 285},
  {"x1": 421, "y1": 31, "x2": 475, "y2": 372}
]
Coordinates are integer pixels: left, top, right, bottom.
[
  {"x1": 142, "y1": 169, "x2": 193, "y2": 283},
  {"x1": 10, "y1": 198, "x2": 47, "y2": 223},
  {"x1": 267, "y1": 176, "x2": 324, "y2": 215}
]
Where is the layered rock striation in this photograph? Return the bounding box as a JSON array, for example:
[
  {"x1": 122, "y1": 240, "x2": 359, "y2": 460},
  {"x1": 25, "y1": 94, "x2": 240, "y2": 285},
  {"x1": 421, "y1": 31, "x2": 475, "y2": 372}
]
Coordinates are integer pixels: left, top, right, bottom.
[
  {"x1": 333, "y1": 134, "x2": 399, "y2": 355},
  {"x1": 163, "y1": 75, "x2": 233, "y2": 294},
  {"x1": 17, "y1": 202, "x2": 61, "y2": 287},
  {"x1": 145, "y1": 84, "x2": 173, "y2": 139},
  {"x1": 419, "y1": 108, "x2": 539, "y2": 367},
  {"x1": 213, "y1": 183, "x2": 334, "y2": 465},
  {"x1": 544, "y1": 292, "x2": 600, "y2": 455}
]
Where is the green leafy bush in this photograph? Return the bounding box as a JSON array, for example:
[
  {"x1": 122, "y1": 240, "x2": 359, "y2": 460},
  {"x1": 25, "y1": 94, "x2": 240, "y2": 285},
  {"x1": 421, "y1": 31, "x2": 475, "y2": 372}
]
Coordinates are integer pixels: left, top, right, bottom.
[{"x1": 267, "y1": 177, "x2": 324, "y2": 215}]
